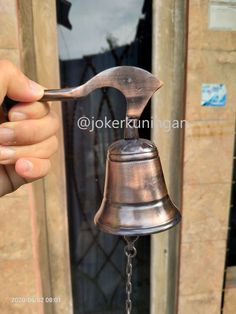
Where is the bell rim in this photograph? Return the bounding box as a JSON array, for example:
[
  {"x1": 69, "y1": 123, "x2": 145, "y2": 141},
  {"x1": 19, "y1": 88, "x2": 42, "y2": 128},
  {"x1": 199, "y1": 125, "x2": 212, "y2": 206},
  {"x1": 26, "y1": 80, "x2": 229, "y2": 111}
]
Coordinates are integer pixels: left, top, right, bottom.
[{"x1": 94, "y1": 210, "x2": 181, "y2": 236}]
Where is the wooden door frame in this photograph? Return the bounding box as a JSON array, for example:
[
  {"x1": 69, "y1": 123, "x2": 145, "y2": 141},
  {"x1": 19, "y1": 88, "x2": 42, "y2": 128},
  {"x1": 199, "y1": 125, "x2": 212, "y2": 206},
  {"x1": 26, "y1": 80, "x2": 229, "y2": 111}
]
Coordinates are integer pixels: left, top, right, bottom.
[
  {"x1": 17, "y1": 1, "x2": 73, "y2": 313},
  {"x1": 151, "y1": 0, "x2": 188, "y2": 313}
]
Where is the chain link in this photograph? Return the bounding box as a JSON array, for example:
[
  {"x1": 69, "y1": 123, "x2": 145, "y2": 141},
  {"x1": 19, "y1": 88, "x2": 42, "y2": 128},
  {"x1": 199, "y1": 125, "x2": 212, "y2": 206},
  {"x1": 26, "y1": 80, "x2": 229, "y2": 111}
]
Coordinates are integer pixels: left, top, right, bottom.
[{"x1": 124, "y1": 236, "x2": 139, "y2": 314}]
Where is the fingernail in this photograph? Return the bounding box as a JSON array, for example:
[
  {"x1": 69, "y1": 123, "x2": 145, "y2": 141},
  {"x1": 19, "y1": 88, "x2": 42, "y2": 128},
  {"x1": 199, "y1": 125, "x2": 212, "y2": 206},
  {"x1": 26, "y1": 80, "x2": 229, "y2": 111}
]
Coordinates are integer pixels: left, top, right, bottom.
[
  {"x1": 0, "y1": 147, "x2": 15, "y2": 159},
  {"x1": 0, "y1": 128, "x2": 14, "y2": 143},
  {"x1": 10, "y1": 112, "x2": 27, "y2": 121},
  {"x1": 21, "y1": 159, "x2": 33, "y2": 172},
  {"x1": 28, "y1": 80, "x2": 43, "y2": 95}
]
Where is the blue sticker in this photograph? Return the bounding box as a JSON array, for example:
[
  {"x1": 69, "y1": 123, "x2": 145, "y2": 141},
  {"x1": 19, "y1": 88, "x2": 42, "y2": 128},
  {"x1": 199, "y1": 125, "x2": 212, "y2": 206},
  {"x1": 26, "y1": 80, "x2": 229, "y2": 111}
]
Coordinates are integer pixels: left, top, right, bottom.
[{"x1": 201, "y1": 84, "x2": 227, "y2": 107}]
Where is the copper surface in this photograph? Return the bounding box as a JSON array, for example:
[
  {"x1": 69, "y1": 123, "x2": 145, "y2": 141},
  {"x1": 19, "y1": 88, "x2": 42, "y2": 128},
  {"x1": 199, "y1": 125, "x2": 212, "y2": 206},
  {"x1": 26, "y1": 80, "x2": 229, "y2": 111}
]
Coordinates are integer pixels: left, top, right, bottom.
[
  {"x1": 40, "y1": 66, "x2": 181, "y2": 236},
  {"x1": 39, "y1": 66, "x2": 181, "y2": 235},
  {"x1": 40, "y1": 66, "x2": 162, "y2": 121},
  {"x1": 94, "y1": 138, "x2": 181, "y2": 236}
]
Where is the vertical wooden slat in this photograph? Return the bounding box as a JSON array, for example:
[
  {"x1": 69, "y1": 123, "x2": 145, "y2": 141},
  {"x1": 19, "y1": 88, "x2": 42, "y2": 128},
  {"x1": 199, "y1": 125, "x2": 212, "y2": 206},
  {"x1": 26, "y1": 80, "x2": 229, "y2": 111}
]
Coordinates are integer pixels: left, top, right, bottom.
[
  {"x1": 151, "y1": 0, "x2": 187, "y2": 313},
  {"x1": 17, "y1": 3, "x2": 54, "y2": 313},
  {"x1": 17, "y1": 1, "x2": 73, "y2": 313}
]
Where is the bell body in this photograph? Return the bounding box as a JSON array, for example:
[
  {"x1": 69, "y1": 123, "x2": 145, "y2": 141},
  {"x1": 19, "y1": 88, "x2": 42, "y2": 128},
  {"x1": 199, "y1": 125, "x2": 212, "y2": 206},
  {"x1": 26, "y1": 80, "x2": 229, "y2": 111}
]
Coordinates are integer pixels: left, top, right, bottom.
[{"x1": 94, "y1": 138, "x2": 181, "y2": 236}]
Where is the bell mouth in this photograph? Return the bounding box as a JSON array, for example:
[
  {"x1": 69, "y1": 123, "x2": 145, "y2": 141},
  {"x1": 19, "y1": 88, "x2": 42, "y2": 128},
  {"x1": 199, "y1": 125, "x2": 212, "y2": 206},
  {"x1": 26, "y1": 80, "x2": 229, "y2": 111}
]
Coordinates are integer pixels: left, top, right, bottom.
[{"x1": 94, "y1": 196, "x2": 181, "y2": 236}]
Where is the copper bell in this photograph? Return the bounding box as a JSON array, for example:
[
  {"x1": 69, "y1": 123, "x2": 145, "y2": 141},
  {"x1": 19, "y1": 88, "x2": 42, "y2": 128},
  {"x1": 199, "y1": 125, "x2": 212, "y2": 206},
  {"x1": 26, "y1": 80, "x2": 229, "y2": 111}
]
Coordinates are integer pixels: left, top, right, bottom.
[
  {"x1": 94, "y1": 137, "x2": 181, "y2": 236},
  {"x1": 93, "y1": 68, "x2": 181, "y2": 236}
]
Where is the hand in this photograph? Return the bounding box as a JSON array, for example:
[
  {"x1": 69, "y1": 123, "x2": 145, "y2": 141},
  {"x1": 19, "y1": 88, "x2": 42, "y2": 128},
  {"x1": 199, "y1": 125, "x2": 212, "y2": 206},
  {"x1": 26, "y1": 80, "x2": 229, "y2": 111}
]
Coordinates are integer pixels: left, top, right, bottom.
[{"x1": 0, "y1": 60, "x2": 59, "y2": 196}]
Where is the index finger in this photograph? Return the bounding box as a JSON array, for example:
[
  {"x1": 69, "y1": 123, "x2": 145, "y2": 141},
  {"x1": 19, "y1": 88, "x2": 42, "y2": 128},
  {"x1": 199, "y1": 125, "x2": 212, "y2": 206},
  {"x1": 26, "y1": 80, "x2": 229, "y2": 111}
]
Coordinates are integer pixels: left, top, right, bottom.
[{"x1": 0, "y1": 60, "x2": 43, "y2": 104}]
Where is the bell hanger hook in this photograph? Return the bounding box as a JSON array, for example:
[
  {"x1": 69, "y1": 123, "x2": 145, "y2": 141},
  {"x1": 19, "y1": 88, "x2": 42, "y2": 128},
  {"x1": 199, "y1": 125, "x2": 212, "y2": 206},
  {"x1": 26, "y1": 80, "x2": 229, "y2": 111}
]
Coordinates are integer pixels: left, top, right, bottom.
[
  {"x1": 3, "y1": 66, "x2": 163, "y2": 139},
  {"x1": 41, "y1": 66, "x2": 163, "y2": 121}
]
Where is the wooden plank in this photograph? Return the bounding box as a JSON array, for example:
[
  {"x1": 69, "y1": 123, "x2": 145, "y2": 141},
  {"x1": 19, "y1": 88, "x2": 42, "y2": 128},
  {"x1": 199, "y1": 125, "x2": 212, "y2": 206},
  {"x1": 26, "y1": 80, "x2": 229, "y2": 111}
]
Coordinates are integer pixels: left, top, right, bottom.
[
  {"x1": 17, "y1": 2, "x2": 53, "y2": 314},
  {"x1": 18, "y1": 1, "x2": 73, "y2": 313},
  {"x1": 151, "y1": 0, "x2": 187, "y2": 313}
]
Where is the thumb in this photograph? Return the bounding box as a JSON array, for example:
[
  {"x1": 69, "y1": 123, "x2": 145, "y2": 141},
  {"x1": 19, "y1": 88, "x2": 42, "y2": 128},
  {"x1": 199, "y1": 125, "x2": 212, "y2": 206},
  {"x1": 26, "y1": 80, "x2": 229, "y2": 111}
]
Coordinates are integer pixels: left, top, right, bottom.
[{"x1": 0, "y1": 60, "x2": 44, "y2": 104}]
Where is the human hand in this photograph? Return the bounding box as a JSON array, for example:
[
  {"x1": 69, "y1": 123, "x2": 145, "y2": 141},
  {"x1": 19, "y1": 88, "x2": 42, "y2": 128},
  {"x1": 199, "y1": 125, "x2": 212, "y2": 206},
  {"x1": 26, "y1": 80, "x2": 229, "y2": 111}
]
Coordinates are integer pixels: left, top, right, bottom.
[{"x1": 0, "y1": 60, "x2": 59, "y2": 196}]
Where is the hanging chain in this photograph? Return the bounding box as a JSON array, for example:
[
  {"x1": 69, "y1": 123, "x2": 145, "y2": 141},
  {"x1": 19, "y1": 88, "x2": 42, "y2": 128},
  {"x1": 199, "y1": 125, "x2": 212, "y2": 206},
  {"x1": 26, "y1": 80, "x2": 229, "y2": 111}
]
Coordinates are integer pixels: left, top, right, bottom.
[{"x1": 124, "y1": 236, "x2": 139, "y2": 314}]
